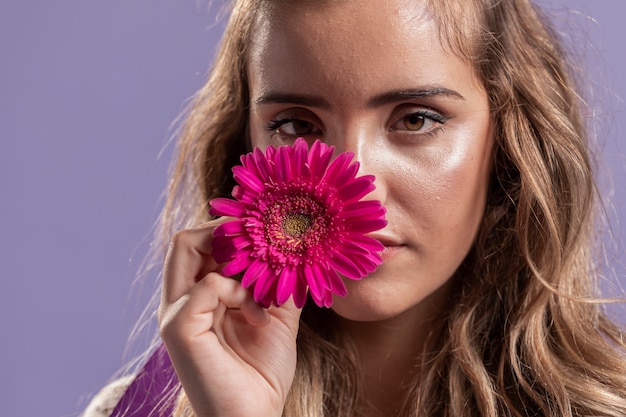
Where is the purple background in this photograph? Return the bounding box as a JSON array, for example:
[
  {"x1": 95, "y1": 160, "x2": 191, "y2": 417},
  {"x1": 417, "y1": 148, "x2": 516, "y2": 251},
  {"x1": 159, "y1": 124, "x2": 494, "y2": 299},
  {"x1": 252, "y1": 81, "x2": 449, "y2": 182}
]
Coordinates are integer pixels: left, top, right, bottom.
[{"x1": 0, "y1": 1, "x2": 624, "y2": 417}]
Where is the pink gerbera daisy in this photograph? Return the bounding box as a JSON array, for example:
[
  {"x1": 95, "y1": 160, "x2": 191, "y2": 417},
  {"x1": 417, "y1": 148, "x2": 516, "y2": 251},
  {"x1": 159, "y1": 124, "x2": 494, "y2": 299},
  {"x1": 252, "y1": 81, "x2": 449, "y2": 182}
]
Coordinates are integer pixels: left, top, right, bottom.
[{"x1": 209, "y1": 138, "x2": 387, "y2": 308}]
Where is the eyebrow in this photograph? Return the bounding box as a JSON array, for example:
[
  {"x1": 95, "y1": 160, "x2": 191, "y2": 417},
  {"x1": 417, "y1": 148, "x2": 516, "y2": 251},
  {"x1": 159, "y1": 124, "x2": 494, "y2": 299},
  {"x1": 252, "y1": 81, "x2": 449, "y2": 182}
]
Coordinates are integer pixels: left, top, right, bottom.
[
  {"x1": 368, "y1": 87, "x2": 465, "y2": 107},
  {"x1": 254, "y1": 86, "x2": 464, "y2": 109},
  {"x1": 254, "y1": 93, "x2": 332, "y2": 109}
]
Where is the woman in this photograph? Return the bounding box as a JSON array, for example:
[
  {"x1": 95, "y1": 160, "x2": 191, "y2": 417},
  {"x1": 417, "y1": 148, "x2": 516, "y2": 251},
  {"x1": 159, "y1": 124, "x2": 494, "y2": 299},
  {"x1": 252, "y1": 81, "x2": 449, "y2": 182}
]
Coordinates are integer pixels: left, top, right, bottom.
[{"x1": 84, "y1": 0, "x2": 626, "y2": 416}]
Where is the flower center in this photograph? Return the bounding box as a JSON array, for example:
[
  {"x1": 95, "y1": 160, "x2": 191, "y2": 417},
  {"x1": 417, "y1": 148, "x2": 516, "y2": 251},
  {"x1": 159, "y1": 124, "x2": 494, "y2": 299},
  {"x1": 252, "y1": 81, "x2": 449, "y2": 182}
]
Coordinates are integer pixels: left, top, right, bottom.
[
  {"x1": 282, "y1": 213, "x2": 312, "y2": 238},
  {"x1": 260, "y1": 191, "x2": 331, "y2": 261}
]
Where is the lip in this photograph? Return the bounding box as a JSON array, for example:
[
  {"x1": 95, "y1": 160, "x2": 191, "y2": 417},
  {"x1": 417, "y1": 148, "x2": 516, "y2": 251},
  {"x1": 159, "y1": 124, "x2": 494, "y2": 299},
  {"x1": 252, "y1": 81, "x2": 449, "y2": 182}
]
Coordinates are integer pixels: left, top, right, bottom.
[
  {"x1": 379, "y1": 244, "x2": 404, "y2": 262},
  {"x1": 368, "y1": 233, "x2": 405, "y2": 262}
]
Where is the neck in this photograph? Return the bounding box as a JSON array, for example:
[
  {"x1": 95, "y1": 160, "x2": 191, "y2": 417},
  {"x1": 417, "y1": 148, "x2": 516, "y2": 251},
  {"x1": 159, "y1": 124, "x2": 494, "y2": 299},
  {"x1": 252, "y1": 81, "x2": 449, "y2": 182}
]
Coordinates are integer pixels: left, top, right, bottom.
[{"x1": 335, "y1": 282, "x2": 453, "y2": 417}]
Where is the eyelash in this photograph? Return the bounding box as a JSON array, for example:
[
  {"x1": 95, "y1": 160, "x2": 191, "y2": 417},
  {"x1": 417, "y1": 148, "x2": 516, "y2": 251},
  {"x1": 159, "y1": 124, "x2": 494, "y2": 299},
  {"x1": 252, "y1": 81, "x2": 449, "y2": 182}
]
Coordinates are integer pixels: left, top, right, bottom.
[
  {"x1": 265, "y1": 109, "x2": 449, "y2": 141},
  {"x1": 266, "y1": 118, "x2": 304, "y2": 132},
  {"x1": 390, "y1": 109, "x2": 449, "y2": 137},
  {"x1": 265, "y1": 118, "x2": 321, "y2": 141}
]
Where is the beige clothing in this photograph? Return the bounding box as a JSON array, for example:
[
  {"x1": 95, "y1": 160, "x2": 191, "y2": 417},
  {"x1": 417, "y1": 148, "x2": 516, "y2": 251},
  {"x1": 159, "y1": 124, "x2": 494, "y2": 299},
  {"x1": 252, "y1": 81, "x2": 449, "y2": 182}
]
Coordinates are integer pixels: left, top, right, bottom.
[{"x1": 81, "y1": 376, "x2": 134, "y2": 417}]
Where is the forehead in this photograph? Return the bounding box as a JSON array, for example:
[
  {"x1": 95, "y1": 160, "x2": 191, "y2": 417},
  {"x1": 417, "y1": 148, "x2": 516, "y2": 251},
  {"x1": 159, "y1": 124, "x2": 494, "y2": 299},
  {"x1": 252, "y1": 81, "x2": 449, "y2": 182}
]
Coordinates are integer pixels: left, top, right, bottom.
[{"x1": 247, "y1": 0, "x2": 483, "y2": 102}]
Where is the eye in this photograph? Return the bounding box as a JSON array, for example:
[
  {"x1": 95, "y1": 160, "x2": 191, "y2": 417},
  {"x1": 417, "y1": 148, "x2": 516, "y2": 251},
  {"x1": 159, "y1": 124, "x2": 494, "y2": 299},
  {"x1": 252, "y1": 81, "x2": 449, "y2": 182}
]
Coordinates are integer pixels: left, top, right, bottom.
[
  {"x1": 266, "y1": 117, "x2": 323, "y2": 140},
  {"x1": 390, "y1": 110, "x2": 448, "y2": 135},
  {"x1": 402, "y1": 113, "x2": 427, "y2": 131}
]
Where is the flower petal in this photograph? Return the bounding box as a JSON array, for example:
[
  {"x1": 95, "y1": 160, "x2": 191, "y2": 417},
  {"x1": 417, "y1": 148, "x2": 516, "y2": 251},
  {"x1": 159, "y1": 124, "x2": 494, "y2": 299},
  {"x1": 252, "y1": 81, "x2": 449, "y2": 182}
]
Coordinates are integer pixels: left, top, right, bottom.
[
  {"x1": 304, "y1": 263, "x2": 324, "y2": 303},
  {"x1": 229, "y1": 236, "x2": 253, "y2": 251},
  {"x1": 322, "y1": 151, "x2": 352, "y2": 184},
  {"x1": 363, "y1": 252, "x2": 383, "y2": 268},
  {"x1": 277, "y1": 266, "x2": 297, "y2": 306},
  {"x1": 338, "y1": 238, "x2": 375, "y2": 256},
  {"x1": 321, "y1": 289, "x2": 335, "y2": 307},
  {"x1": 345, "y1": 217, "x2": 388, "y2": 233},
  {"x1": 339, "y1": 200, "x2": 386, "y2": 220},
  {"x1": 326, "y1": 269, "x2": 348, "y2": 296},
  {"x1": 222, "y1": 254, "x2": 255, "y2": 276},
  {"x1": 309, "y1": 290, "x2": 324, "y2": 307},
  {"x1": 233, "y1": 165, "x2": 266, "y2": 193},
  {"x1": 209, "y1": 198, "x2": 246, "y2": 217},
  {"x1": 253, "y1": 265, "x2": 278, "y2": 305},
  {"x1": 242, "y1": 257, "x2": 269, "y2": 289},
  {"x1": 342, "y1": 232, "x2": 385, "y2": 253},
  {"x1": 257, "y1": 278, "x2": 278, "y2": 308},
  {"x1": 291, "y1": 138, "x2": 309, "y2": 178},
  {"x1": 293, "y1": 271, "x2": 308, "y2": 308},
  {"x1": 328, "y1": 250, "x2": 365, "y2": 279},
  {"x1": 231, "y1": 185, "x2": 257, "y2": 205},
  {"x1": 250, "y1": 147, "x2": 273, "y2": 181},
  {"x1": 212, "y1": 236, "x2": 238, "y2": 263},
  {"x1": 265, "y1": 144, "x2": 276, "y2": 161},
  {"x1": 332, "y1": 161, "x2": 359, "y2": 189},
  {"x1": 213, "y1": 235, "x2": 251, "y2": 260},
  {"x1": 274, "y1": 145, "x2": 293, "y2": 183},
  {"x1": 309, "y1": 261, "x2": 332, "y2": 292},
  {"x1": 337, "y1": 176, "x2": 375, "y2": 202},
  {"x1": 308, "y1": 140, "x2": 334, "y2": 179},
  {"x1": 213, "y1": 219, "x2": 246, "y2": 237}
]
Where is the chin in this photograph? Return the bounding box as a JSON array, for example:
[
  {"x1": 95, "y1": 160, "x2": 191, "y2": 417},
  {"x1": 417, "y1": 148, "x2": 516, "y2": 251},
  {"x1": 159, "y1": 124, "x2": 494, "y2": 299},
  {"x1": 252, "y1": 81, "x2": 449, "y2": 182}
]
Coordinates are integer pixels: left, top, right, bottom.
[
  {"x1": 330, "y1": 286, "x2": 420, "y2": 322},
  {"x1": 331, "y1": 304, "x2": 408, "y2": 322},
  {"x1": 329, "y1": 271, "x2": 455, "y2": 323}
]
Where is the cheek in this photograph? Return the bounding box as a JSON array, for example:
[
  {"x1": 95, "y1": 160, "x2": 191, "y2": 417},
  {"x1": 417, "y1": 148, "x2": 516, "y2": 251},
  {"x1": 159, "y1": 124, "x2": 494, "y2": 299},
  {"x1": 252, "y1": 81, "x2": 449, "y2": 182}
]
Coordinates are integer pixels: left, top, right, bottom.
[{"x1": 396, "y1": 123, "x2": 493, "y2": 242}]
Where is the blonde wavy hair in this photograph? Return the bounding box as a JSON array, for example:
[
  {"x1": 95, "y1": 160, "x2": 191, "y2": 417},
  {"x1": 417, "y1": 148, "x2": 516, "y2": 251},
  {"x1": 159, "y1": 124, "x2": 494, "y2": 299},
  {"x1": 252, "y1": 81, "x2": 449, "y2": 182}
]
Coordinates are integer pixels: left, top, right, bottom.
[{"x1": 150, "y1": 0, "x2": 626, "y2": 416}]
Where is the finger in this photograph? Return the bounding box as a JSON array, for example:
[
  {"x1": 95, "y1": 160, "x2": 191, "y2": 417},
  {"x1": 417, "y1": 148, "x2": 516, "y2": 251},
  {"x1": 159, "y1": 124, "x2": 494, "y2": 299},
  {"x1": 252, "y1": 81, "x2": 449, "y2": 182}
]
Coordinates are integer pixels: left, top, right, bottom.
[
  {"x1": 186, "y1": 275, "x2": 271, "y2": 330},
  {"x1": 240, "y1": 292, "x2": 271, "y2": 327},
  {"x1": 161, "y1": 219, "x2": 229, "y2": 305},
  {"x1": 268, "y1": 298, "x2": 304, "y2": 337},
  {"x1": 160, "y1": 273, "x2": 249, "y2": 341}
]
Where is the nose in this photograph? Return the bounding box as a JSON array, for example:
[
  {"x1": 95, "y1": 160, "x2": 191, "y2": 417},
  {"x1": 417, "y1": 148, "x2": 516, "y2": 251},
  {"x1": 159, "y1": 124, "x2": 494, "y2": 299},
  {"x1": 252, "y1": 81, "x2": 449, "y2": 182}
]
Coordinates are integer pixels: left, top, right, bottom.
[{"x1": 326, "y1": 123, "x2": 388, "y2": 204}]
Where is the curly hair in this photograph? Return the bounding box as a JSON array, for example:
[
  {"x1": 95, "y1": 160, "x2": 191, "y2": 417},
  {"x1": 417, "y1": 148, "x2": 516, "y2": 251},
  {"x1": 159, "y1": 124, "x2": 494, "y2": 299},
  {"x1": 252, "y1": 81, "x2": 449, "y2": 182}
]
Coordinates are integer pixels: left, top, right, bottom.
[{"x1": 159, "y1": 0, "x2": 626, "y2": 416}]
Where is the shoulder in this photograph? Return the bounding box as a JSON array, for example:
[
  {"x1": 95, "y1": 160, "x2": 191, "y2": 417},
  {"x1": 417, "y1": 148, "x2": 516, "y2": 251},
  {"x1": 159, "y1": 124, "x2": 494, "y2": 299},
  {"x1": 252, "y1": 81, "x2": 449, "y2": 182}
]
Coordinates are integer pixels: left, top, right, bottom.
[{"x1": 81, "y1": 375, "x2": 135, "y2": 417}]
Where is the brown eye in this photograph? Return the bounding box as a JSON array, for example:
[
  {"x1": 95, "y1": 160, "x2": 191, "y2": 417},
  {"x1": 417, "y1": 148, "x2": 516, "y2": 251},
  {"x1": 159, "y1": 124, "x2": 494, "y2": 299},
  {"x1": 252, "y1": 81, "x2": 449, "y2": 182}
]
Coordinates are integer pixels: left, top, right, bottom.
[
  {"x1": 267, "y1": 118, "x2": 321, "y2": 137},
  {"x1": 288, "y1": 120, "x2": 316, "y2": 136},
  {"x1": 390, "y1": 109, "x2": 447, "y2": 136},
  {"x1": 403, "y1": 114, "x2": 425, "y2": 131}
]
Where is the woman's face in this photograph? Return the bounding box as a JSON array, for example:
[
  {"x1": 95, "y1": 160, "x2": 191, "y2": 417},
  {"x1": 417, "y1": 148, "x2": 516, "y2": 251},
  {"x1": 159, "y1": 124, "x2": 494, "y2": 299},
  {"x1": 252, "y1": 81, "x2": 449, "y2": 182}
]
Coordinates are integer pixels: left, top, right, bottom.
[{"x1": 247, "y1": 0, "x2": 493, "y2": 321}]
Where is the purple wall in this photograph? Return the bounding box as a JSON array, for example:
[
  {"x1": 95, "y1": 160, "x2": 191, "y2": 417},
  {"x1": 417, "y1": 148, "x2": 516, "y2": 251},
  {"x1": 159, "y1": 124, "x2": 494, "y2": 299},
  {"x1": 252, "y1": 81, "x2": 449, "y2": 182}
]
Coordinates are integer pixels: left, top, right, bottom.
[{"x1": 0, "y1": 1, "x2": 624, "y2": 416}]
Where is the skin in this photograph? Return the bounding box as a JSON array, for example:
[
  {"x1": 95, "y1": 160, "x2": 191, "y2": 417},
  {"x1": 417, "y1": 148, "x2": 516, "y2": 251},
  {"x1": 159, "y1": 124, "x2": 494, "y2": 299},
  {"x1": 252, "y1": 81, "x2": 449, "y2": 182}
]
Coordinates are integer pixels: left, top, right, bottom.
[{"x1": 159, "y1": 1, "x2": 493, "y2": 416}]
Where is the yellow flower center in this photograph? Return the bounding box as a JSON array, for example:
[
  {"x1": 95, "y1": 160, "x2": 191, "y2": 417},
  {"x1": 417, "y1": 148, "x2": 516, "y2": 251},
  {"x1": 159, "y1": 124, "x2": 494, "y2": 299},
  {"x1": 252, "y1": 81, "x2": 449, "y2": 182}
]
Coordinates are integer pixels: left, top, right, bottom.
[{"x1": 282, "y1": 213, "x2": 312, "y2": 237}]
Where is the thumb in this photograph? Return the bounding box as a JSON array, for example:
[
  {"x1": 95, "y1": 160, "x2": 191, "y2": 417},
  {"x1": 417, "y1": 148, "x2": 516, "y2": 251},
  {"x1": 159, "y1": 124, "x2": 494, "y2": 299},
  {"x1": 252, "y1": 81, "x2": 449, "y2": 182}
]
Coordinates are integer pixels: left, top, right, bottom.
[{"x1": 268, "y1": 298, "x2": 304, "y2": 338}]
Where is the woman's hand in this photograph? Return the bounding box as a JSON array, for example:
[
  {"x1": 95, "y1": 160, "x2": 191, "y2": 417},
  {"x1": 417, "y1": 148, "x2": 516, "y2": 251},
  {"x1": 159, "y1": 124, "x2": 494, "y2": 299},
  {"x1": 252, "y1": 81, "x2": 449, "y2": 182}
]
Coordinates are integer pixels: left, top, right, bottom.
[{"x1": 158, "y1": 219, "x2": 302, "y2": 417}]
